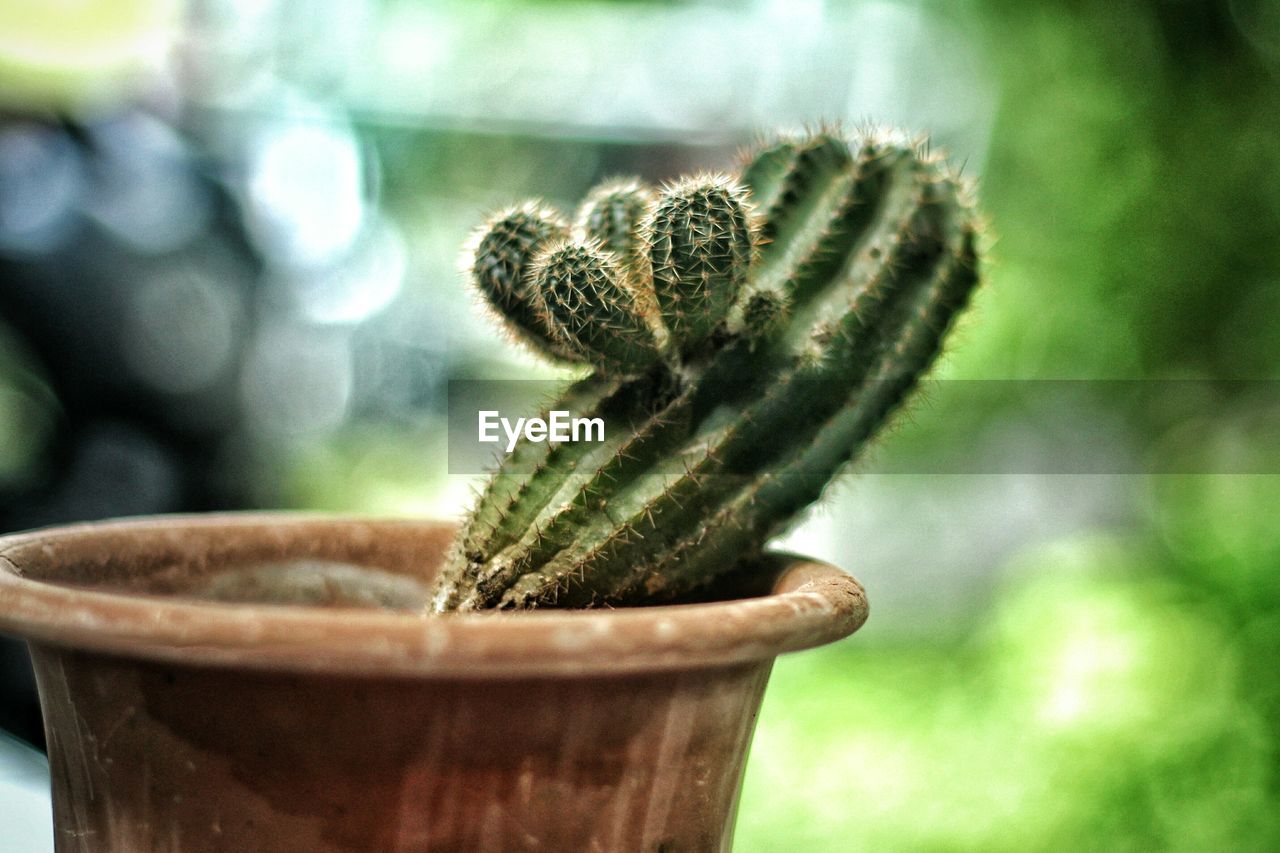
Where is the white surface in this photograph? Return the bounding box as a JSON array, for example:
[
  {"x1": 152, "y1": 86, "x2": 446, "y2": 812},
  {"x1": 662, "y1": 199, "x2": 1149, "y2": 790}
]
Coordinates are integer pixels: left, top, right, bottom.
[{"x1": 0, "y1": 731, "x2": 53, "y2": 853}]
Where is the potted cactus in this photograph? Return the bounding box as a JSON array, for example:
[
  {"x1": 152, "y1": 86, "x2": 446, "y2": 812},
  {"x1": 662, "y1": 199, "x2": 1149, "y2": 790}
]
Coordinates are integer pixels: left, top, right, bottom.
[{"x1": 0, "y1": 127, "x2": 979, "y2": 851}]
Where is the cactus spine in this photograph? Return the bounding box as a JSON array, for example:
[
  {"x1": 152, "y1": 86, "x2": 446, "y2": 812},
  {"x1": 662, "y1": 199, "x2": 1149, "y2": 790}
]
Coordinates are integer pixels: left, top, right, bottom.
[{"x1": 434, "y1": 127, "x2": 980, "y2": 611}]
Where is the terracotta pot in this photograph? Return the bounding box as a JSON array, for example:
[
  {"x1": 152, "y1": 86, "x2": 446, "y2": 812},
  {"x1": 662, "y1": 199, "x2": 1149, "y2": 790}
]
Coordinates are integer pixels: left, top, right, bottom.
[{"x1": 0, "y1": 514, "x2": 867, "y2": 852}]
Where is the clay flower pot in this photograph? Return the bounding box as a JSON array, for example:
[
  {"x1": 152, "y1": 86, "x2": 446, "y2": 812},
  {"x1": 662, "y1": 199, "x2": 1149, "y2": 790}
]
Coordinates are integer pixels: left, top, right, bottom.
[{"x1": 0, "y1": 514, "x2": 867, "y2": 852}]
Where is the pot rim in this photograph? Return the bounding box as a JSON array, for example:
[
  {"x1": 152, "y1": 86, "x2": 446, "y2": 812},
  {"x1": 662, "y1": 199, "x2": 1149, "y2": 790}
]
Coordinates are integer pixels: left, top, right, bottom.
[{"x1": 0, "y1": 512, "x2": 867, "y2": 678}]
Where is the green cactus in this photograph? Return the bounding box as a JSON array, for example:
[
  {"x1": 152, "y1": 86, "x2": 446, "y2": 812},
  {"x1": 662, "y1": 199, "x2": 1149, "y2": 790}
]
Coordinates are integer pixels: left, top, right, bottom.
[
  {"x1": 574, "y1": 177, "x2": 656, "y2": 272},
  {"x1": 643, "y1": 174, "x2": 758, "y2": 352},
  {"x1": 530, "y1": 239, "x2": 662, "y2": 373},
  {"x1": 433, "y1": 127, "x2": 980, "y2": 612},
  {"x1": 465, "y1": 202, "x2": 581, "y2": 363}
]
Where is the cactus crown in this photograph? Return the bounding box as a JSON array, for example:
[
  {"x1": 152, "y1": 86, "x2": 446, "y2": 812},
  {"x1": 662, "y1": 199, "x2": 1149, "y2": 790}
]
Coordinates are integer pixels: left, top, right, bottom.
[{"x1": 436, "y1": 126, "x2": 980, "y2": 611}]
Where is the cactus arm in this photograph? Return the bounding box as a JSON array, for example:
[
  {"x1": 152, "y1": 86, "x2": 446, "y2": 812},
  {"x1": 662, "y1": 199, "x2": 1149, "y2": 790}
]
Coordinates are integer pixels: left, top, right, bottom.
[
  {"x1": 466, "y1": 203, "x2": 584, "y2": 363},
  {"x1": 530, "y1": 240, "x2": 662, "y2": 373},
  {"x1": 643, "y1": 175, "x2": 759, "y2": 352},
  {"x1": 574, "y1": 178, "x2": 657, "y2": 273},
  {"x1": 738, "y1": 137, "x2": 799, "y2": 213}
]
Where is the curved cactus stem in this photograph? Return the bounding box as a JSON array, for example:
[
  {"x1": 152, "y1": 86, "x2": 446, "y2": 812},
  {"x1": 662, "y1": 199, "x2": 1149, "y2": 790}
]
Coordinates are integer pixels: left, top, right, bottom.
[
  {"x1": 492, "y1": 147, "x2": 975, "y2": 606},
  {"x1": 642, "y1": 174, "x2": 759, "y2": 353},
  {"x1": 437, "y1": 128, "x2": 982, "y2": 611},
  {"x1": 464, "y1": 202, "x2": 586, "y2": 363},
  {"x1": 574, "y1": 177, "x2": 657, "y2": 275},
  {"x1": 531, "y1": 240, "x2": 662, "y2": 374}
]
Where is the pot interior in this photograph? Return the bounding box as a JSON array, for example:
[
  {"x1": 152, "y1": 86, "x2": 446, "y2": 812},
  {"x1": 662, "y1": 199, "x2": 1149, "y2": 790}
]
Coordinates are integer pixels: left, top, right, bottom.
[
  {"x1": 0, "y1": 516, "x2": 783, "y2": 611},
  {"x1": 2, "y1": 517, "x2": 451, "y2": 611}
]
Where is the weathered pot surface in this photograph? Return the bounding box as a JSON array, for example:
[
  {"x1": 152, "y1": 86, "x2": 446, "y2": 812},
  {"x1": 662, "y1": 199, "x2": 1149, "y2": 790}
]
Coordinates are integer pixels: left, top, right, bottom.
[{"x1": 0, "y1": 513, "x2": 867, "y2": 852}]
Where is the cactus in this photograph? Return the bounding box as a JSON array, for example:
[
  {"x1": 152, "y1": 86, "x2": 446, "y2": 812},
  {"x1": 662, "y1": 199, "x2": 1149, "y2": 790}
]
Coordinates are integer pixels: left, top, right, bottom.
[
  {"x1": 643, "y1": 174, "x2": 757, "y2": 353},
  {"x1": 575, "y1": 177, "x2": 656, "y2": 272},
  {"x1": 464, "y1": 202, "x2": 581, "y2": 363},
  {"x1": 530, "y1": 240, "x2": 662, "y2": 373},
  {"x1": 433, "y1": 127, "x2": 980, "y2": 612}
]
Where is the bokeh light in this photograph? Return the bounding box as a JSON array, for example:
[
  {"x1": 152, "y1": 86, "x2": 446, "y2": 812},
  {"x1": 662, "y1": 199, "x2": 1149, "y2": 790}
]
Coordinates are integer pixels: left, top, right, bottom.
[
  {"x1": 245, "y1": 118, "x2": 368, "y2": 268},
  {"x1": 0, "y1": 125, "x2": 83, "y2": 254}
]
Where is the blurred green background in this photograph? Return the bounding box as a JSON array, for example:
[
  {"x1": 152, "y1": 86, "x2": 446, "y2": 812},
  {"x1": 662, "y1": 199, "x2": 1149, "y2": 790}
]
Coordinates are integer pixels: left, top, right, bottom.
[{"x1": 1, "y1": 0, "x2": 1278, "y2": 849}]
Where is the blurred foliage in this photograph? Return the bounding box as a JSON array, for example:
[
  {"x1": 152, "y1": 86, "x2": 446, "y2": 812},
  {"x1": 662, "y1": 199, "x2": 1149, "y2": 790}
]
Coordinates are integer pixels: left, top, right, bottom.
[
  {"x1": 741, "y1": 1, "x2": 1280, "y2": 849},
  {"x1": 741, "y1": 533, "x2": 1278, "y2": 851},
  {"x1": 952, "y1": 0, "x2": 1280, "y2": 381},
  {"x1": 0, "y1": 0, "x2": 177, "y2": 111},
  {"x1": 0, "y1": 327, "x2": 56, "y2": 491}
]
